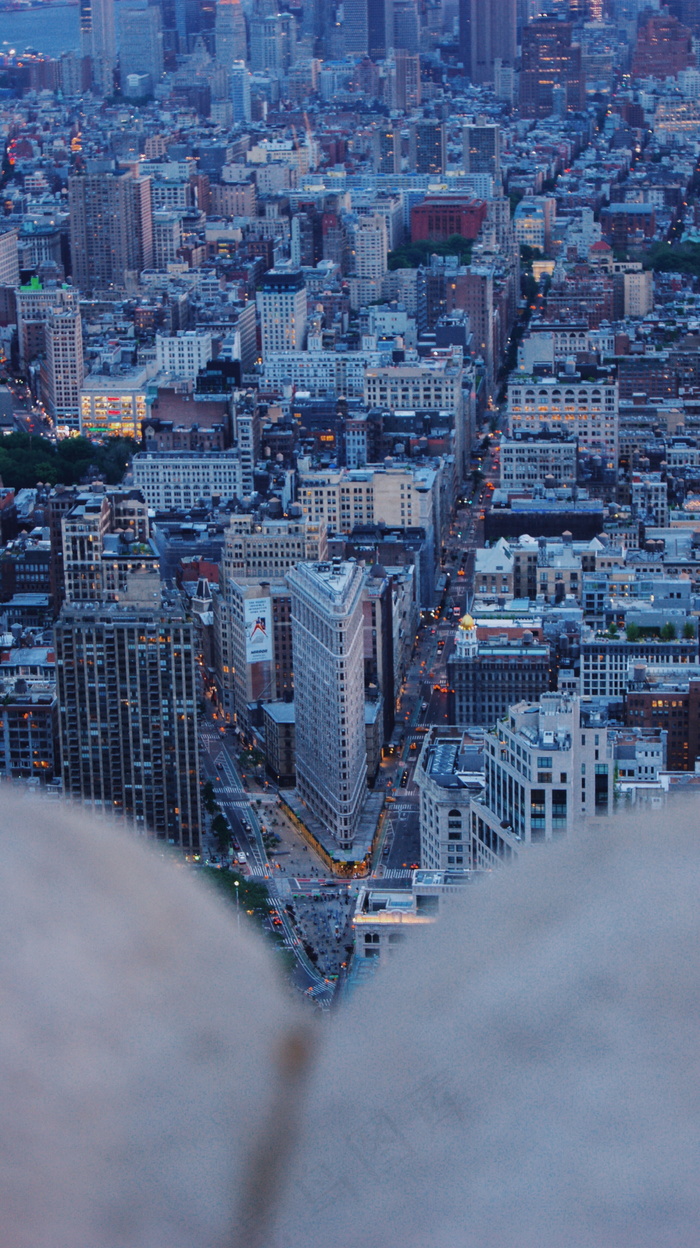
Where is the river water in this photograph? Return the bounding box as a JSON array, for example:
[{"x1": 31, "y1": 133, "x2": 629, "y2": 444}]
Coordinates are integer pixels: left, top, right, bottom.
[{"x1": 0, "y1": 3, "x2": 127, "y2": 58}]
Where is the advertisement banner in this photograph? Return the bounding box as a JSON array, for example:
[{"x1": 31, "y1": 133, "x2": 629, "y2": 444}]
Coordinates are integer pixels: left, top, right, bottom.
[{"x1": 244, "y1": 597, "x2": 273, "y2": 664}]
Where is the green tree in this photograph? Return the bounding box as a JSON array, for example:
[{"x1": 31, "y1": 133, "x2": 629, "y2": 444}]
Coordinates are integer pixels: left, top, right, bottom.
[
  {"x1": 387, "y1": 234, "x2": 474, "y2": 271},
  {"x1": 626, "y1": 622, "x2": 640, "y2": 642},
  {"x1": 683, "y1": 620, "x2": 696, "y2": 639},
  {"x1": 660, "y1": 622, "x2": 677, "y2": 641},
  {"x1": 211, "y1": 813, "x2": 231, "y2": 855},
  {"x1": 202, "y1": 780, "x2": 217, "y2": 813}
]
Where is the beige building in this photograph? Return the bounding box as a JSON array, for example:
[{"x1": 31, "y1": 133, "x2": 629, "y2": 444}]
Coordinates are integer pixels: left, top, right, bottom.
[
  {"x1": 507, "y1": 372, "x2": 618, "y2": 457},
  {"x1": 80, "y1": 364, "x2": 153, "y2": 439},
  {"x1": 214, "y1": 511, "x2": 325, "y2": 724},
  {"x1": 42, "y1": 308, "x2": 85, "y2": 429},
  {"x1": 363, "y1": 351, "x2": 467, "y2": 472}
]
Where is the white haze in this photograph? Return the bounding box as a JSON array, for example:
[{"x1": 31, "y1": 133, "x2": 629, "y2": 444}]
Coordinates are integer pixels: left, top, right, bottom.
[{"x1": 0, "y1": 796, "x2": 698, "y2": 1247}]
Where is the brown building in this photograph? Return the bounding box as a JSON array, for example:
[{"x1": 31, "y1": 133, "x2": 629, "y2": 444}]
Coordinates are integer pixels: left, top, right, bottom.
[
  {"x1": 520, "y1": 20, "x2": 584, "y2": 119},
  {"x1": 626, "y1": 678, "x2": 700, "y2": 772},
  {"x1": 459, "y1": 0, "x2": 516, "y2": 85},
  {"x1": 632, "y1": 12, "x2": 694, "y2": 80},
  {"x1": 68, "y1": 168, "x2": 153, "y2": 293}
]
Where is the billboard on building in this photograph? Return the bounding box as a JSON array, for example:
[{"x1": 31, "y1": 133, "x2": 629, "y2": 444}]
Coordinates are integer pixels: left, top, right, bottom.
[{"x1": 244, "y1": 597, "x2": 273, "y2": 663}]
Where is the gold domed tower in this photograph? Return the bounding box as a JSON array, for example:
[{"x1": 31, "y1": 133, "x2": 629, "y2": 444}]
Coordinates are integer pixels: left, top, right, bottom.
[{"x1": 455, "y1": 612, "x2": 478, "y2": 658}]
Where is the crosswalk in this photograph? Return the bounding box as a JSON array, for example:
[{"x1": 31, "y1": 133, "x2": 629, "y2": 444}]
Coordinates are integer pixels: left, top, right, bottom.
[
  {"x1": 216, "y1": 786, "x2": 246, "y2": 800},
  {"x1": 382, "y1": 867, "x2": 414, "y2": 879}
]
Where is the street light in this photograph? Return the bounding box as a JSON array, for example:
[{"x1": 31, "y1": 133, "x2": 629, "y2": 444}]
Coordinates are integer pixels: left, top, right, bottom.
[{"x1": 234, "y1": 879, "x2": 240, "y2": 930}]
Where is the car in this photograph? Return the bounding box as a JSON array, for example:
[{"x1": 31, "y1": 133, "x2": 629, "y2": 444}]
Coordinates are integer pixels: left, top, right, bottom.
[{"x1": 236, "y1": 852, "x2": 247, "y2": 864}]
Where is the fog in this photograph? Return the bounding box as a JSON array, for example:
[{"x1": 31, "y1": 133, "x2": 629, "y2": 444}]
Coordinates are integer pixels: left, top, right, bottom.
[{"x1": 1, "y1": 795, "x2": 698, "y2": 1247}]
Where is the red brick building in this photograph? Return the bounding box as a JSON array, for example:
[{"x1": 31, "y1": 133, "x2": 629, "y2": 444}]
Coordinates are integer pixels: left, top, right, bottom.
[
  {"x1": 411, "y1": 196, "x2": 487, "y2": 243},
  {"x1": 626, "y1": 679, "x2": 700, "y2": 771}
]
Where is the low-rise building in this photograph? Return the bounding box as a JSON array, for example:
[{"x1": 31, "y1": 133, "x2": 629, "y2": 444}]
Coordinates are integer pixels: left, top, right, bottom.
[
  {"x1": 132, "y1": 450, "x2": 243, "y2": 512},
  {"x1": 469, "y1": 693, "x2": 613, "y2": 869},
  {"x1": 447, "y1": 613, "x2": 551, "y2": 728},
  {"x1": 416, "y1": 727, "x2": 484, "y2": 871}
]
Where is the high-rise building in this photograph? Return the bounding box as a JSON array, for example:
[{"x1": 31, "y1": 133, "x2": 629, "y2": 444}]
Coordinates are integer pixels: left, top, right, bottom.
[
  {"x1": 42, "y1": 308, "x2": 85, "y2": 430},
  {"x1": 155, "y1": 330, "x2": 213, "y2": 379},
  {"x1": 15, "y1": 279, "x2": 78, "y2": 369},
  {"x1": 214, "y1": 510, "x2": 327, "y2": 725},
  {"x1": 288, "y1": 560, "x2": 367, "y2": 849},
  {"x1": 256, "y1": 269, "x2": 307, "y2": 359},
  {"x1": 0, "y1": 226, "x2": 19, "y2": 288},
  {"x1": 80, "y1": 0, "x2": 116, "y2": 92},
  {"x1": 118, "y1": 3, "x2": 163, "y2": 86},
  {"x1": 391, "y1": 47, "x2": 421, "y2": 110},
  {"x1": 631, "y1": 11, "x2": 694, "y2": 79},
  {"x1": 393, "y1": 0, "x2": 419, "y2": 52},
  {"x1": 215, "y1": 0, "x2": 247, "y2": 66},
  {"x1": 463, "y1": 123, "x2": 501, "y2": 178},
  {"x1": 409, "y1": 119, "x2": 447, "y2": 175},
  {"x1": 55, "y1": 589, "x2": 201, "y2": 849},
  {"x1": 372, "y1": 125, "x2": 402, "y2": 175},
  {"x1": 520, "y1": 19, "x2": 584, "y2": 118},
  {"x1": 343, "y1": 0, "x2": 369, "y2": 56},
  {"x1": 459, "y1": 0, "x2": 516, "y2": 84},
  {"x1": 249, "y1": 12, "x2": 297, "y2": 72},
  {"x1": 68, "y1": 168, "x2": 153, "y2": 293},
  {"x1": 151, "y1": 210, "x2": 183, "y2": 271},
  {"x1": 365, "y1": 0, "x2": 391, "y2": 57},
  {"x1": 353, "y1": 213, "x2": 388, "y2": 281},
  {"x1": 230, "y1": 59, "x2": 251, "y2": 122}
]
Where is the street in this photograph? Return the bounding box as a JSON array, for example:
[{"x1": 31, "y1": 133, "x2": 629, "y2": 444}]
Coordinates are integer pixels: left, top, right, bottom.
[{"x1": 197, "y1": 431, "x2": 500, "y2": 999}]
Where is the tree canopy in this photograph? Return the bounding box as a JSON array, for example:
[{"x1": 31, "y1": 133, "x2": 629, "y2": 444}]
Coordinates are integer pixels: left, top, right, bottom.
[
  {"x1": 643, "y1": 242, "x2": 700, "y2": 277},
  {"x1": 0, "y1": 433, "x2": 136, "y2": 491},
  {"x1": 387, "y1": 234, "x2": 473, "y2": 271}
]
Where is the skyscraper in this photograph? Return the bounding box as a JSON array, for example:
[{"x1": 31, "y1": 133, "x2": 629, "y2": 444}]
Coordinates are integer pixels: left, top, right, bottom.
[
  {"x1": 42, "y1": 308, "x2": 85, "y2": 430},
  {"x1": 520, "y1": 18, "x2": 584, "y2": 118},
  {"x1": 54, "y1": 486, "x2": 200, "y2": 848},
  {"x1": 215, "y1": 0, "x2": 247, "y2": 67},
  {"x1": 390, "y1": 48, "x2": 421, "y2": 110},
  {"x1": 463, "y1": 123, "x2": 501, "y2": 178},
  {"x1": 409, "y1": 119, "x2": 447, "y2": 175},
  {"x1": 459, "y1": 0, "x2": 516, "y2": 84},
  {"x1": 342, "y1": 0, "x2": 368, "y2": 56},
  {"x1": 68, "y1": 168, "x2": 153, "y2": 293},
  {"x1": 372, "y1": 125, "x2": 402, "y2": 175},
  {"x1": 256, "y1": 269, "x2": 307, "y2": 359},
  {"x1": 393, "y1": 0, "x2": 419, "y2": 52},
  {"x1": 55, "y1": 591, "x2": 201, "y2": 849},
  {"x1": 119, "y1": 4, "x2": 164, "y2": 88},
  {"x1": 80, "y1": 0, "x2": 116, "y2": 92},
  {"x1": 367, "y1": 0, "x2": 392, "y2": 58},
  {"x1": 288, "y1": 560, "x2": 367, "y2": 850},
  {"x1": 230, "y1": 60, "x2": 252, "y2": 122}
]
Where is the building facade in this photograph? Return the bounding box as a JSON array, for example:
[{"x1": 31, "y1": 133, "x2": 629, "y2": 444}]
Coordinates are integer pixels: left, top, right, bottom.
[
  {"x1": 55, "y1": 591, "x2": 201, "y2": 848},
  {"x1": 288, "y1": 560, "x2": 367, "y2": 849}
]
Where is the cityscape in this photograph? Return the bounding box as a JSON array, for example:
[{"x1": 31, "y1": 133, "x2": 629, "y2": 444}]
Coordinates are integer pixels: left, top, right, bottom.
[{"x1": 2, "y1": 0, "x2": 700, "y2": 1216}]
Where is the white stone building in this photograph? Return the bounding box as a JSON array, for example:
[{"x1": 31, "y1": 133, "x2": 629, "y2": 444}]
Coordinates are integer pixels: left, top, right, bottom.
[
  {"x1": 507, "y1": 372, "x2": 618, "y2": 457},
  {"x1": 132, "y1": 451, "x2": 243, "y2": 511},
  {"x1": 469, "y1": 693, "x2": 613, "y2": 869},
  {"x1": 288, "y1": 560, "x2": 367, "y2": 849}
]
